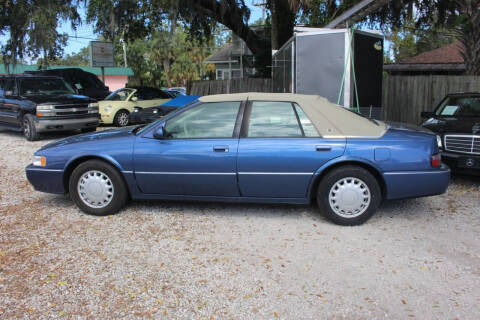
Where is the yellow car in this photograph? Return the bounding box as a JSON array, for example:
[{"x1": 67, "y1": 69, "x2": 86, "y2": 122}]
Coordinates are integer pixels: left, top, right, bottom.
[{"x1": 99, "y1": 87, "x2": 172, "y2": 126}]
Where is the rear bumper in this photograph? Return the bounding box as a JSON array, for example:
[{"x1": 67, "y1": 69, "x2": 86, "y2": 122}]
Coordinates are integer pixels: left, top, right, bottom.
[
  {"x1": 383, "y1": 164, "x2": 451, "y2": 200},
  {"x1": 25, "y1": 165, "x2": 65, "y2": 194},
  {"x1": 35, "y1": 115, "x2": 99, "y2": 132}
]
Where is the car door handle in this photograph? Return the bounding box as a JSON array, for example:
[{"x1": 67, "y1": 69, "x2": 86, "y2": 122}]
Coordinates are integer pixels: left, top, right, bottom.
[
  {"x1": 213, "y1": 145, "x2": 229, "y2": 152},
  {"x1": 316, "y1": 145, "x2": 332, "y2": 152}
]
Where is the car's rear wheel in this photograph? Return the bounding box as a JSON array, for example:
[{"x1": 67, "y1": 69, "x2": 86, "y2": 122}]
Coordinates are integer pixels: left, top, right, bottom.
[
  {"x1": 113, "y1": 110, "x2": 129, "y2": 127},
  {"x1": 23, "y1": 114, "x2": 39, "y2": 141},
  {"x1": 69, "y1": 160, "x2": 128, "y2": 216},
  {"x1": 317, "y1": 166, "x2": 381, "y2": 226}
]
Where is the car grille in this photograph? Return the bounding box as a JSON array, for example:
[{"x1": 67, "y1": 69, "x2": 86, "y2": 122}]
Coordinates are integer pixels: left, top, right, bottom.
[
  {"x1": 53, "y1": 104, "x2": 91, "y2": 116},
  {"x1": 444, "y1": 135, "x2": 480, "y2": 155}
]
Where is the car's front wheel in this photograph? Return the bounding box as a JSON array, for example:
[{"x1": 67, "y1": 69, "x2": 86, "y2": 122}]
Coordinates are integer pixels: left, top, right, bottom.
[
  {"x1": 317, "y1": 166, "x2": 381, "y2": 226},
  {"x1": 113, "y1": 110, "x2": 129, "y2": 127},
  {"x1": 69, "y1": 160, "x2": 128, "y2": 216}
]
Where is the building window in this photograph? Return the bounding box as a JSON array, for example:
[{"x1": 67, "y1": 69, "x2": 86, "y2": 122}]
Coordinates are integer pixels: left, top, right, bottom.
[
  {"x1": 231, "y1": 69, "x2": 241, "y2": 79},
  {"x1": 216, "y1": 69, "x2": 242, "y2": 80}
]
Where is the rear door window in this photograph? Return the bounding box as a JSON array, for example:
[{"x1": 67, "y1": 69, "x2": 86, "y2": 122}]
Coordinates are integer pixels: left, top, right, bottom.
[{"x1": 247, "y1": 101, "x2": 302, "y2": 137}]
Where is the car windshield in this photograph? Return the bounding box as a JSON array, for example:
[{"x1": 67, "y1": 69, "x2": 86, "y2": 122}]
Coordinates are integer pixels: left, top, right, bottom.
[
  {"x1": 105, "y1": 88, "x2": 134, "y2": 101},
  {"x1": 436, "y1": 96, "x2": 480, "y2": 117},
  {"x1": 18, "y1": 78, "x2": 75, "y2": 95}
]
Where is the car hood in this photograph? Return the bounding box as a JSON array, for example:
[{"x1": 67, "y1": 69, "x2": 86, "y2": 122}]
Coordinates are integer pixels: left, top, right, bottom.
[
  {"x1": 20, "y1": 93, "x2": 95, "y2": 105},
  {"x1": 422, "y1": 116, "x2": 480, "y2": 135},
  {"x1": 40, "y1": 126, "x2": 137, "y2": 150}
]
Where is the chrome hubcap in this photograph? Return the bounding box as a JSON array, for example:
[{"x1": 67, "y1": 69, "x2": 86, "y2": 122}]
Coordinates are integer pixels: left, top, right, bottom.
[
  {"x1": 118, "y1": 112, "x2": 129, "y2": 126},
  {"x1": 328, "y1": 177, "x2": 371, "y2": 218},
  {"x1": 77, "y1": 170, "x2": 114, "y2": 208},
  {"x1": 23, "y1": 119, "x2": 30, "y2": 136}
]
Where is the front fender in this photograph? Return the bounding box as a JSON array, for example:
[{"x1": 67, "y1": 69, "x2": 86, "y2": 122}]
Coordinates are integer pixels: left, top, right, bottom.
[{"x1": 64, "y1": 153, "x2": 127, "y2": 172}]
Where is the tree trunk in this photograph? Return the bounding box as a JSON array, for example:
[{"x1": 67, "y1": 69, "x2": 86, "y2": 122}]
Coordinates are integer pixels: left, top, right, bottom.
[
  {"x1": 181, "y1": 0, "x2": 271, "y2": 77},
  {"x1": 269, "y1": 0, "x2": 296, "y2": 50},
  {"x1": 457, "y1": 0, "x2": 480, "y2": 75}
]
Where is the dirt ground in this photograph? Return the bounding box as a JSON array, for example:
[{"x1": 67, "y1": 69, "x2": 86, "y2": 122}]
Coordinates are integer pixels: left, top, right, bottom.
[{"x1": 1, "y1": 129, "x2": 479, "y2": 319}]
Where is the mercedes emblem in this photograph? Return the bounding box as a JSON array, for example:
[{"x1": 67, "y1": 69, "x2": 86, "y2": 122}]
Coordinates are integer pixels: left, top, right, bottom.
[{"x1": 466, "y1": 159, "x2": 475, "y2": 167}]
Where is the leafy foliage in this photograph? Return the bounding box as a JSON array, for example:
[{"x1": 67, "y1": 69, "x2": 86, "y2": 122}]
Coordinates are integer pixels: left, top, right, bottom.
[{"x1": 0, "y1": 0, "x2": 81, "y2": 67}]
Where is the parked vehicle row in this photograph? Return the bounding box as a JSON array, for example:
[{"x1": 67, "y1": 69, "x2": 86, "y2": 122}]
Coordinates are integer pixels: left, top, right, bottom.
[
  {"x1": 26, "y1": 93, "x2": 450, "y2": 226},
  {"x1": 0, "y1": 69, "x2": 189, "y2": 139}
]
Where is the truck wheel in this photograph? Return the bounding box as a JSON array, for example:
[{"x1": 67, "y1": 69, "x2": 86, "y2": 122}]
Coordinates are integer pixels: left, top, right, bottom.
[
  {"x1": 23, "y1": 114, "x2": 39, "y2": 141},
  {"x1": 69, "y1": 160, "x2": 128, "y2": 216},
  {"x1": 317, "y1": 166, "x2": 381, "y2": 226},
  {"x1": 113, "y1": 110, "x2": 129, "y2": 127}
]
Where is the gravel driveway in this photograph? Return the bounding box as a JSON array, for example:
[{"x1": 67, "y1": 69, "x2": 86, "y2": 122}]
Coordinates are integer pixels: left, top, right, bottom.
[{"x1": 1, "y1": 129, "x2": 479, "y2": 319}]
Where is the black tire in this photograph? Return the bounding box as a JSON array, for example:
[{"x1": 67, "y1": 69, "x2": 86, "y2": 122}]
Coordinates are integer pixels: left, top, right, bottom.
[
  {"x1": 22, "y1": 114, "x2": 39, "y2": 141},
  {"x1": 81, "y1": 127, "x2": 96, "y2": 133},
  {"x1": 316, "y1": 166, "x2": 381, "y2": 226},
  {"x1": 113, "y1": 110, "x2": 130, "y2": 127},
  {"x1": 69, "y1": 160, "x2": 128, "y2": 216}
]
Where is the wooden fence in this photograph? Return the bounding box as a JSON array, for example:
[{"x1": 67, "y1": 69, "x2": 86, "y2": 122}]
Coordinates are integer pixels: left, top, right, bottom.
[
  {"x1": 188, "y1": 78, "x2": 272, "y2": 96},
  {"x1": 383, "y1": 75, "x2": 480, "y2": 124}
]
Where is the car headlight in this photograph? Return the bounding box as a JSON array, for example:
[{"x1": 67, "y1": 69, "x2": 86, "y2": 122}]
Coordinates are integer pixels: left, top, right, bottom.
[
  {"x1": 103, "y1": 105, "x2": 112, "y2": 113},
  {"x1": 437, "y1": 135, "x2": 443, "y2": 149},
  {"x1": 36, "y1": 104, "x2": 56, "y2": 117},
  {"x1": 133, "y1": 107, "x2": 141, "y2": 113},
  {"x1": 153, "y1": 109, "x2": 158, "y2": 114},
  {"x1": 37, "y1": 105, "x2": 54, "y2": 111},
  {"x1": 32, "y1": 155, "x2": 46, "y2": 167},
  {"x1": 88, "y1": 103, "x2": 99, "y2": 114}
]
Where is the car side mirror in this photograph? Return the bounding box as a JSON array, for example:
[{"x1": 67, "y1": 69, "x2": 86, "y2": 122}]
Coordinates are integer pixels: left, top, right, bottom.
[
  {"x1": 131, "y1": 96, "x2": 138, "y2": 102},
  {"x1": 153, "y1": 126, "x2": 166, "y2": 139},
  {"x1": 421, "y1": 111, "x2": 434, "y2": 118}
]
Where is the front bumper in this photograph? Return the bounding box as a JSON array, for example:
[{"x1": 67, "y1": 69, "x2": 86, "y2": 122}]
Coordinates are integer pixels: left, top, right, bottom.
[
  {"x1": 25, "y1": 164, "x2": 65, "y2": 194},
  {"x1": 440, "y1": 150, "x2": 480, "y2": 175},
  {"x1": 383, "y1": 164, "x2": 451, "y2": 200},
  {"x1": 100, "y1": 112, "x2": 114, "y2": 124},
  {"x1": 35, "y1": 115, "x2": 99, "y2": 132}
]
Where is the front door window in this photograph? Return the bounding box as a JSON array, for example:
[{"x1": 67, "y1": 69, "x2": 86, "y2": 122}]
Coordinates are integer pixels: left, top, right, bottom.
[{"x1": 165, "y1": 102, "x2": 241, "y2": 139}]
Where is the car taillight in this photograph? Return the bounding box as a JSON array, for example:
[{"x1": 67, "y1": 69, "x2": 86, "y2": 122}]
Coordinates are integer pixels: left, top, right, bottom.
[{"x1": 431, "y1": 153, "x2": 441, "y2": 167}]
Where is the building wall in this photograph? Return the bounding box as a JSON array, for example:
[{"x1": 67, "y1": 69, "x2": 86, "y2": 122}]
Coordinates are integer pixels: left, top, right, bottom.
[{"x1": 96, "y1": 75, "x2": 128, "y2": 91}]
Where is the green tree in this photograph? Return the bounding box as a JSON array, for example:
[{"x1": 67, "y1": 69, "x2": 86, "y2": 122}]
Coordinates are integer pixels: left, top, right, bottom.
[{"x1": 0, "y1": 0, "x2": 80, "y2": 67}]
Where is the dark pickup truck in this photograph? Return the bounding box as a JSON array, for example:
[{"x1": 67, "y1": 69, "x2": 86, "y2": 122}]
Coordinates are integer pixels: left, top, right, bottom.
[{"x1": 0, "y1": 75, "x2": 99, "y2": 141}]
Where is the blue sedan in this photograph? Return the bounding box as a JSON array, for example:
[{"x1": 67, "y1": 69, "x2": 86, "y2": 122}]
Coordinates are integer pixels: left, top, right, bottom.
[{"x1": 26, "y1": 93, "x2": 450, "y2": 225}]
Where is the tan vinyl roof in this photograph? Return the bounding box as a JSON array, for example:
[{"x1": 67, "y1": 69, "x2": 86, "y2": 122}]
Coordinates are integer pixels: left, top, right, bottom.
[{"x1": 199, "y1": 93, "x2": 387, "y2": 138}]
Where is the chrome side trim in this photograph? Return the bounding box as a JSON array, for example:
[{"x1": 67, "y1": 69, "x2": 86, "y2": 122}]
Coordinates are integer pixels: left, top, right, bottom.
[
  {"x1": 122, "y1": 171, "x2": 133, "y2": 174},
  {"x1": 134, "y1": 171, "x2": 314, "y2": 176},
  {"x1": 238, "y1": 172, "x2": 313, "y2": 175},
  {"x1": 384, "y1": 170, "x2": 448, "y2": 176},
  {"x1": 26, "y1": 167, "x2": 63, "y2": 172},
  {"x1": 135, "y1": 171, "x2": 236, "y2": 175}
]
